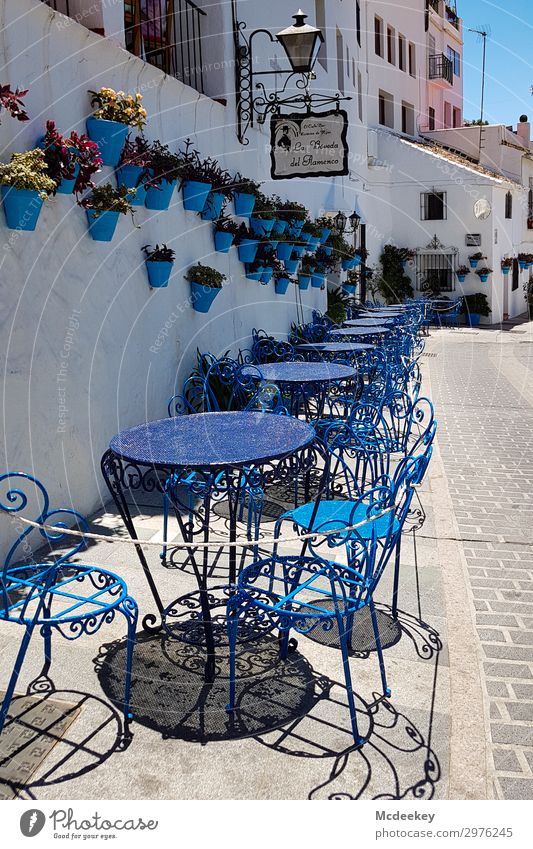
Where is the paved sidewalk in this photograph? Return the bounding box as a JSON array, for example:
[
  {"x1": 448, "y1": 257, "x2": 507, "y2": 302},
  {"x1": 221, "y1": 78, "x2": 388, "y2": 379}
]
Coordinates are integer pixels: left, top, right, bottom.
[{"x1": 426, "y1": 318, "x2": 533, "y2": 800}]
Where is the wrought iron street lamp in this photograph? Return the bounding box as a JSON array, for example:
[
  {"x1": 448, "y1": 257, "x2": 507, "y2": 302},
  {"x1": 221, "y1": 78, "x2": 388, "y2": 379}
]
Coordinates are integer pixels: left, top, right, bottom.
[
  {"x1": 276, "y1": 10, "x2": 324, "y2": 74},
  {"x1": 334, "y1": 210, "x2": 361, "y2": 235}
]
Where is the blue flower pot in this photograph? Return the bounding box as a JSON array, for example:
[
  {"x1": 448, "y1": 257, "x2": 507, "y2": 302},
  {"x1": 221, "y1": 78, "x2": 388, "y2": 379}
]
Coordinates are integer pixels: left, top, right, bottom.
[
  {"x1": 233, "y1": 192, "x2": 255, "y2": 217},
  {"x1": 478, "y1": 274, "x2": 489, "y2": 283},
  {"x1": 287, "y1": 219, "x2": 304, "y2": 238},
  {"x1": 469, "y1": 258, "x2": 479, "y2": 269},
  {"x1": 353, "y1": 255, "x2": 362, "y2": 267},
  {"x1": 457, "y1": 274, "x2": 466, "y2": 283},
  {"x1": 116, "y1": 164, "x2": 148, "y2": 206},
  {"x1": 146, "y1": 259, "x2": 173, "y2": 288},
  {"x1": 311, "y1": 273, "x2": 325, "y2": 288},
  {"x1": 191, "y1": 282, "x2": 221, "y2": 313},
  {"x1": 86, "y1": 116, "x2": 128, "y2": 167},
  {"x1": 341, "y1": 259, "x2": 353, "y2": 271},
  {"x1": 502, "y1": 267, "x2": 510, "y2": 275},
  {"x1": 468, "y1": 312, "x2": 481, "y2": 327},
  {"x1": 214, "y1": 230, "x2": 235, "y2": 253},
  {"x1": 238, "y1": 238, "x2": 259, "y2": 263},
  {"x1": 321, "y1": 246, "x2": 333, "y2": 256},
  {"x1": 298, "y1": 275, "x2": 311, "y2": 291},
  {"x1": 292, "y1": 245, "x2": 306, "y2": 258},
  {"x1": 276, "y1": 242, "x2": 293, "y2": 261},
  {"x1": 284, "y1": 258, "x2": 300, "y2": 274},
  {"x1": 86, "y1": 208, "x2": 120, "y2": 242},
  {"x1": 268, "y1": 240, "x2": 279, "y2": 250},
  {"x1": 519, "y1": 261, "x2": 527, "y2": 270},
  {"x1": 245, "y1": 266, "x2": 264, "y2": 280},
  {"x1": 272, "y1": 219, "x2": 287, "y2": 236},
  {"x1": 201, "y1": 191, "x2": 225, "y2": 221},
  {"x1": 182, "y1": 180, "x2": 212, "y2": 212},
  {"x1": 1, "y1": 186, "x2": 44, "y2": 230},
  {"x1": 320, "y1": 227, "x2": 331, "y2": 242},
  {"x1": 249, "y1": 217, "x2": 275, "y2": 237},
  {"x1": 261, "y1": 267, "x2": 274, "y2": 283},
  {"x1": 145, "y1": 178, "x2": 177, "y2": 210},
  {"x1": 56, "y1": 163, "x2": 80, "y2": 195},
  {"x1": 275, "y1": 277, "x2": 290, "y2": 295},
  {"x1": 343, "y1": 284, "x2": 356, "y2": 295},
  {"x1": 309, "y1": 237, "x2": 321, "y2": 251}
]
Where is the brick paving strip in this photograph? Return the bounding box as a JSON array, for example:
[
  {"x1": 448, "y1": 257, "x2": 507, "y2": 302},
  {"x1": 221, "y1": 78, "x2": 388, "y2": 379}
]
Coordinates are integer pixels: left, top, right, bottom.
[{"x1": 426, "y1": 321, "x2": 533, "y2": 800}]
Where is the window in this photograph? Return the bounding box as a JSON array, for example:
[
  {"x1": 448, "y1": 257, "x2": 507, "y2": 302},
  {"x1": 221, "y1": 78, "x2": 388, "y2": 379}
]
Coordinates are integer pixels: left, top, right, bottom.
[
  {"x1": 408, "y1": 42, "x2": 416, "y2": 76},
  {"x1": 336, "y1": 28, "x2": 344, "y2": 94},
  {"x1": 417, "y1": 252, "x2": 456, "y2": 292},
  {"x1": 357, "y1": 70, "x2": 363, "y2": 121},
  {"x1": 447, "y1": 46, "x2": 461, "y2": 76},
  {"x1": 378, "y1": 90, "x2": 394, "y2": 128},
  {"x1": 505, "y1": 191, "x2": 513, "y2": 219},
  {"x1": 528, "y1": 188, "x2": 533, "y2": 229},
  {"x1": 421, "y1": 191, "x2": 447, "y2": 220},
  {"x1": 387, "y1": 26, "x2": 396, "y2": 64},
  {"x1": 453, "y1": 107, "x2": 461, "y2": 128},
  {"x1": 398, "y1": 34, "x2": 406, "y2": 71},
  {"x1": 444, "y1": 101, "x2": 452, "y2": 128},
  {"x1": 428, "y1": 107, "x2": 435, "y2": 131},
  {"x1": 315, "y1": 0, "x2": 327, "y2": 70},
  {"x1": 402, "y1": 101, "x2": 415, "y2": 135},
  {"x1": 356, "y1": 1, "x2": 361, "y2": 47},
  {"x1": 375, "y1": 16, "x2": 383, "y2": 57}
]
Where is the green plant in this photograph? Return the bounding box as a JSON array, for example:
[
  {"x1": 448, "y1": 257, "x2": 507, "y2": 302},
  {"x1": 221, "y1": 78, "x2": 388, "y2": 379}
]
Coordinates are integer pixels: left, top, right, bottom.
[
  {"x1": 231, "y1": 174, "x2": 262, "y2": 196},
  {"x1": 398, "y1": 247, "x2": 416, "y2": 261},
  {"x1": 456, "y1": 264, "x2": 471, "y2": 276},
  {"x1": 326, "y1": 286, "x2": 350, "y2": 325},
  {"x1": 185, "y1": 263, "x2": 226, "y2": 289},
  {"x1": 346, "y1": 269, "x2": 360, "y2": 286},
  {"x1": 328, "y1": 232, "x2": 354, "y2": 260},
  {"x1": 0, "y1": 149, "x2": 56, "y2": 197},
  {"x1": 420, "y1": 269, "x2": 442, "y2": 299},
  {"x1": 253, "y1": 192, "x2": 277, "y2": 219},
  {"x1": 460, "y1": 292, "x2": 491, "y2": 317},
  {"x1": 149, "y1": 141, "x2": 184, "y2": 186},
  {"x1": 142, "y1": 244, "x2": 175, "y2": 262},
  {"x1": 120, "y1": 135, "x2": 153, "y2": 167},
  {"x1": 89, "y1": 87, "x2": 147, "y2": 129},
  {"x1": 42, "y1": 120, "x2": 102, "y2": 195},
  {"x1": 355, "y1": 246, "x2": 369, "y2": 260},
  {"x1": 301, "y1": 257, "x2": 316, "y2": 274},
  {"x1": 377, "y1": 244, "x2": 414, "y2": 303},
  {"x1": 315, "y1": 214, "x2": 334, "y2": 229},
  {"x1": 178, "y1": 138, "x2": 216, "y2": 183},
  {"x1": 80, "y1": 183, "x2": 135, "y2": 217},
  {"x1": 276, "y1": 199, "x2": 308, "y2": 222},
  {"x1": 214, "y1": 215, "x2": 240, "y2": 234},
  {"x1": 476, "y1": 266, "x2": 493, "y2": 276},
  {"x1": 302, "y1": 220, "x2": 323, "y2": 238}
]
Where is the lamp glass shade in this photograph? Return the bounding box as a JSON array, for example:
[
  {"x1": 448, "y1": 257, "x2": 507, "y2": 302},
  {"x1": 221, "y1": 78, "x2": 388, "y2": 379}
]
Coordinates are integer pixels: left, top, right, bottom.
[
  {"x1": 334, "y1": 211, "x2": 347, "y2": 233},
  {"x1": 349, "y1": 211, "x2": 361, "y2": 231},
  {"x1": 276, "y1": 10, "x2": 324, "y2": 73}
]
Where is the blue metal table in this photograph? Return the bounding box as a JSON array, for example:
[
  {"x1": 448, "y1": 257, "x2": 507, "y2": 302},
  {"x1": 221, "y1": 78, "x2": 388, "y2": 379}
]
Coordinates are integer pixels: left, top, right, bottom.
[
  {"x1": 242, "y1": 361, "x2": 357, "y2": 420},
  {"x1": 101, "y1": 412, "x2": 316, "y2": 680},
  {"x1": 343, "y1": 318, "x2": 395, "y2": 327},
  {"x1": 329, "y1": 326, "x2": 391, "y2": 338}
]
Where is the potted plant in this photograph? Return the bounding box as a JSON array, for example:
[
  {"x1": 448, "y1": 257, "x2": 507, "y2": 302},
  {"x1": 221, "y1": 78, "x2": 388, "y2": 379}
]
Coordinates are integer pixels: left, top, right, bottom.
[
  {"x1": 80, "y1": 183, "x2": 135, "y2": 241},
  {"x1": 249, "y1": 192, "x2": 277, "y2": 237},
  {"x1": 0, "y1": 149, "x2": 56, "y2": 230},
  {"x1": 399, "y1": 247, "x2": 415, "y2": 268},
  {"x1": 518, "y1": 252, "x2": 532, "y2": 270},
  {"x1": 343, "y1": 269, "x2": 359, "y2": 295},
  {"x1": 284, "y1": 256, "x2": 300, "y2": 274},
  {"x1": 315, "y1": 248, "x2": 339, "y2": 273},
  {"x1": 116, "y1": 135, "x2": 153, "y2": 206},
  {"x1": 298, "y1": 257, "x2": 314, "y2": 290},
  {"x1": 311, "y1": 267, "x2": 326, "y2": 288},
  {"x1": 244, "y1": 260, "x2": 265, "y2": 281},
  {"x1": 86, "y1": 87, "x2": 147, "y2": 166},
  {"x1": 354, "y1": 246, "x2": 369, "y2": 266},
  {"x1": 177, "y1": 139, "x2": 214, "y2": 212},
  {"x1": 231, "y1": 175, "x2": 262, "y2": 218},
  {"x1": 315, "y1": 215, "x2": 333, "y2": 243},
  {"x1": 185, "y1": 263, "x2": 226, "y2": 313},
  {"x1": 301, "y1": 220, "x2": 323, "y2": 250},
  {"x1": 274, "y1": 269, "x2": 291, "y2": 295},
  {"x1": 213, "y1": 216, "x2": 239, "y2": 253},
  {"x1": 476, "y1": 266, "x2": 492, "y2": 283},
  {"x1": 279, "y1": 200, "x2": 308, "y2": 237},
  {"x1": 275, "y1": 231, "x2": 295, "y2": 261},
  {"x1": 201, "y1": 164, "x2": 233, "y2": 221},
  {"x1": 142, "y1": 243, "x2": 175, "y2": 289},
  {"x1": 145, "y1": 141, "x2": 184, "y2": 210},
  {"x1": 468, "y1": 251, "x2": 484, "y2": 270},
  {"x1": 236, "y1": 224, "x2": 260, "y2": 264},
  {"x1": 40, "y1": 120, "x2": 102, "y2": 195},
  {"x1": 461, "y1": 292, "x2": 491, "y2": 327},
  {"x1": 501, "y1": 257, "x2": 514, "y2": 276},
  {"x1": 456, "y1": 264, "x2": 471, "y2": 283}
]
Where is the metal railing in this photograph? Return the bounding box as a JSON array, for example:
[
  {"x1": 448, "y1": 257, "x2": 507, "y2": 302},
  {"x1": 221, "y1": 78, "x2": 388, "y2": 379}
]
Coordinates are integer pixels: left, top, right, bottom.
[
  {"x1": 427, "y1": 0, "x2": 440, "y2": 13},
  {"x1": 125, "y1": 0, "x2": 206, "y2": 94},
  {"x1": 445, "y1": 3, "x2": 460, "y2": 28},
  {"x1": 428, "y1": 53, "x2": 453, "y2": 85},
  {"x1": 41, "y1": 0, "x2": 71, "y2": 14}
]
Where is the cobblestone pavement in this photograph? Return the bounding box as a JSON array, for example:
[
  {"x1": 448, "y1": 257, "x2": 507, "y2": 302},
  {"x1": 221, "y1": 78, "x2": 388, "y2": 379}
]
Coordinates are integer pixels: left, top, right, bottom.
[{"x1": 426, "y1": 319, "x2": 533, "y2": 800}]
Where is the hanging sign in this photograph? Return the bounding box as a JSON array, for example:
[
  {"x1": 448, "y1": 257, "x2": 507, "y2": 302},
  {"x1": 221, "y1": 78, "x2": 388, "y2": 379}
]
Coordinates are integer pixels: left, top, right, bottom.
[{"x1": 270, "y1": 109, "x2": 349, "y2": 180}]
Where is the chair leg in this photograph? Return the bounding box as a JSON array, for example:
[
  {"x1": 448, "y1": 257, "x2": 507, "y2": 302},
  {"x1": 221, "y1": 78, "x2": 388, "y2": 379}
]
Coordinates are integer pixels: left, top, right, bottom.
[
  {"x1": 369, "y1": 599, "x2": 391, "y2": 698},
  {"x1": 0, "y1": 622, "x2": 37, "y2": 736},
  {"x1": 337, "y1": 614, "x2": 364, "y2": 746},
  {"x1": 120, "y1": 597, "x2": 138, "y2": 735},
  {"x1": 391, "y1": 537, "x2": 402, "y2": 620},
  {"x1": 161, "y1": 491, "x2": 169, "y2": 564},
  {"x1": 226, "y1": 599, "x2": 239, "y2": 713}
]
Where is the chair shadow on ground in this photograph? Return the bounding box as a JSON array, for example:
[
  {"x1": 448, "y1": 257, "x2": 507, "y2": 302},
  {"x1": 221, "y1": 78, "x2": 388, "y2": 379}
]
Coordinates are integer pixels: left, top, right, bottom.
[{"x1": 97, "y1": 606, "x2": 444, "y2": 800}]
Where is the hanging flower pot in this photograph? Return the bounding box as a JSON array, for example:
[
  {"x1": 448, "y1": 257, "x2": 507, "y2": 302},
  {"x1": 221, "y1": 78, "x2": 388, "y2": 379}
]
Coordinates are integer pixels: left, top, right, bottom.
[
  {"x1": 478, "y1": 274, "x2": 489, "y2": 283},
  {"x1": 1, "y1": 186, "x2": 44, "y2": 230},
  {"x1": 145, "y1": 178, "x2": 177, "y2": 210},
  {"x1": 276, "y1": 242, "x2": 293, "y2": 261},
  {"x1": 214, "y1": 229, "x2": 235, "y2": 253},
  {"x1": 116, "y1": 164, "x2": 148, "y2": 206},
  {"x1": 233, "y1": 192, "x2": 256, "y2": 217},
  {"x1": 191, "y1": 283, "x2": 221, "y2": 312},
  {"x1": 249, "y1": 217, "x2": 275, "y2": 237},
  {"x1": 519, "y1": 260, "x2": 528, "y2": 270},
  {"x1": 86, "y1": 117, "x2": 129, "y2": 167},
  {"x1": 468, "y1": 254, "x2": 483, "y2": 270},
  {"x1": 311, "y1": 272, "x2": 325, "y2": 288},
  {"x1": 272, "y1": 218, "x2": 288, "y2": 236},
  {"x1": 320, "y1": 227, "x2": 331, "y2": 243},
  {"x1": 238, "y1": 237, "x2": 259, "y2": 264},
  {"x1": 341, "y1": 258, "x2": 353, "y2": 271},
  {"x1": 0, "y1": 149, "x2": 55, "y2": 230},
  {"x1": 143, "y1": 244, "x2": 176, "y2": 288},
  {"x1": 245, "y1": 266, "x2": 264, "y2": 281},
  {"x1": 86, "y1": 208, "x2": 120, "y2": 241},
  {"x1": 298, "y1": 274, "x2": 311, "y2": 291},
  {"x1": 501, "y1": 266, "x2": 510, "y2": 276},
  {"x1": 182, "y1": 179, "x2": 212, "y2": 212},
  {"x1": 284, "y1": 258, "x2": 300, "y2": 274},
  {"x1": 457, "y1": 274, "x2": 466, "y2": 283},
  {"x1": 287, "y1": 219, "x2": 304, "y2": 238},
  {"x1": 261, "y1": 267, "x2": 274, "y2": 284},
  {"x1": 321, "y1": 245, "x2": 333, "y2": 256},
  {"x1": 56, "y1": 163, "x2": 80, "y2": 195},
  {"x1": 343, "y1": 283, "x2": 356, "y2": 296},
  {"x1": 267, "y1": 239, "x2": 279, "y2": 250},
  {"x1": 275, "y1": 276, "x2": 290, "y2": 295},
  {"x1": 292, "y1": 245, "x2": 306, "y2": 258},
  {"x1": 476, "y1": 267, "x2": 492, "y2": 284},
  {"x1": 186, "y1": 263, "x2": 226, "y2": 313},
  {"x1": 201, "y1": 191, "x2": 225, "y2": 221}
]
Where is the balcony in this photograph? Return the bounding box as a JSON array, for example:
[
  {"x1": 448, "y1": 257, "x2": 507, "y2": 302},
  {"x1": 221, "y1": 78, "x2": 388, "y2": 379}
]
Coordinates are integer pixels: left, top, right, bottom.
[
  {"x1": 428, "y1": 53, "x2": 453, "y2": 85},
  {"x1": 427, "y1": 0, "x2": 440, "y2": 12},
  {"x1": 125, "y1": 0, "x2": 207, "y2": 94},
  {"x1": 445, "y1": 4, "x2": 460, "y2": 29}
]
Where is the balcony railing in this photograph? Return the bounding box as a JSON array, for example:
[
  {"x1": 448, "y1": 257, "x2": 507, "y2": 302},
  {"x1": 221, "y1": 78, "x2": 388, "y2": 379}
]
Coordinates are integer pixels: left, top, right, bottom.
[
  {"x1": 428, "y1": 53, "x2": 453, "y2": 85},
  {"x1": 41, "y1": 0, "x2": 71, "y2": 14},
  {"x1": 445, "y1": 4, "x2": 460, "y2": 29},
  {"x1": 125, "y1": 0, "x2": 206, "y2": 94},
  {"x1": 427, "y1": 0, "x2": 440, "y2": 13}
]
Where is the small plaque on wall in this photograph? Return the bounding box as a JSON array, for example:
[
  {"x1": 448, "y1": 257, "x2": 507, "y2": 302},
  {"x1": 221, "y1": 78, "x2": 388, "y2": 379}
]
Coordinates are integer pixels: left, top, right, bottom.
[{"x1": 466, "y1": 233, "x2": 482, "y2": 246}]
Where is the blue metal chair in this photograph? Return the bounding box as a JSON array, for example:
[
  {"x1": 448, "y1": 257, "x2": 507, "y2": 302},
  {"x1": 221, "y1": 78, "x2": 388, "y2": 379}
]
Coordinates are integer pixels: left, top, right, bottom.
[
  {"x1": 226, "y1": 454, "x2": 428, "y2": 746},
  {"x1": 0, "y1": 472, "x2": 137, "y2": 738},
  {"x1": 250, "y1": 329, "x2": 303, "y2": 363}
]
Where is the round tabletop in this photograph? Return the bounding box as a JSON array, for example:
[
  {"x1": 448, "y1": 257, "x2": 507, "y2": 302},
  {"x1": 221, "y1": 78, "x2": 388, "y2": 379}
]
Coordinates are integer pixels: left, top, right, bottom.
[
  {"x1": 343, "y1": 318, "x2": 395, "y2": 327},
  {"x1": 109, "y1": 411, "x2": 315, "y2": 469},
  {"x1": 360, "y1": 312, "x2": 404, "y2": 319},
  {"x1": 296, "y1": 342, "x2": 376, "y2": 353},
  {"x1": 244, "y1": 361, "x2": 357, "y2": 384},
  {"x1": 329, "y1": 326, "x2": 391, "y2": 337}
]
